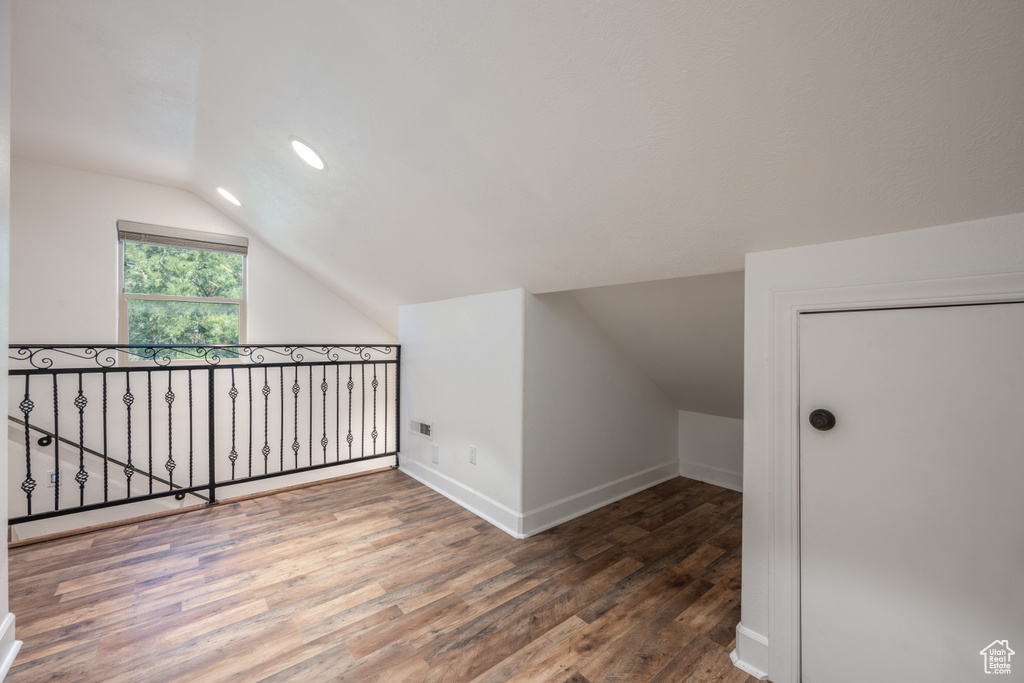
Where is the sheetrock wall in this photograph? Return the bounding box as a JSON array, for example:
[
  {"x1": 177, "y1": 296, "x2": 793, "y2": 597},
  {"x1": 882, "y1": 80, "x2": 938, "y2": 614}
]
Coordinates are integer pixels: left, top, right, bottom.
[
  {"x1": 0, "y1": 0, "x2": 21, "y2": 672},
  {"x1": 740, "y1": 212, "x2": 1024, "y2": 682},
  {"x1": 521, "y1": 291, "x2": 677, "y2": 535},
  {"x1": 10, "y1": 159, "x2": 392, "y2": 343},
  {"x1": 677, "y1": 410, "x2": 742, "y2": 492},
  {"x1": 7, "y1": 160, "x2": 396, "y2": 539},
  {"x1": 399, "y1": 288, "x2": 677, "y2": 538},
  {"x1": 398, "y1": 289, "x2": 526, "y2": 533}
]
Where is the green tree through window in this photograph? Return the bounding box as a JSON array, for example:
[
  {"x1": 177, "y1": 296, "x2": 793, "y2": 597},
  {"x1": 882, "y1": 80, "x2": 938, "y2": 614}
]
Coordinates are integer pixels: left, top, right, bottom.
[{"x1": 122, "y1": 241, "x2": 245, "y2": 359}]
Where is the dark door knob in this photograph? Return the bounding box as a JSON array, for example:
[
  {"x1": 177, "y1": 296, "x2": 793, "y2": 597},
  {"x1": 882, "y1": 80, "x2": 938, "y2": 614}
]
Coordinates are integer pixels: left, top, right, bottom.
[{"x1": 809, "y1": 409, "x2": 836, "y2": 431}]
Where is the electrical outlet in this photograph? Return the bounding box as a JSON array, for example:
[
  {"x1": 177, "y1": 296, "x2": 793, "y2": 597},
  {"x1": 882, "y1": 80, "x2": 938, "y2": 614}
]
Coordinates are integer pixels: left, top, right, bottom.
[
  {"x1": 469, "y1": 445, "x2": 477, "y2": 465},
  {"x1": 431, "y1": 445, "x2": 439, "y2": 464},
  {"x1": 47, "y1": 470, "x2": 57, "y2": 488}
]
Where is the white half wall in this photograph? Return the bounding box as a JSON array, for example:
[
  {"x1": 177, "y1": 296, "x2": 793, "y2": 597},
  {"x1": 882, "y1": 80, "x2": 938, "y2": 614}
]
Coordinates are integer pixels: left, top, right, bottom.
[
  {"x1": 677, "y1": 409, "x2": 742, "y2": 492},
  {"x1": 740, "y1": 212, "x2": 1024, "y2": 683},
  {"x1": 521, "y1": 292, "x2": 678, "y2": 536},
  {"x1": 398, "y1": 289, "x2": 525, "y2": 536},
  {"x1": 9, "y1": 159, "x2": 393, "y2": 344},
  {"x1": 0, "y1": 1, "x2": 23, "y2": 674}
]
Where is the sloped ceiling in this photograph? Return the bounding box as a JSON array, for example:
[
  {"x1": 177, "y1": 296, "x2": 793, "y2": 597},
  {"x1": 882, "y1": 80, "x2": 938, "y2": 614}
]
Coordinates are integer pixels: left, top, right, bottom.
[
  {"x1": 13, "y1": 0, "x2": 1024, "y2": 331},
  {"x1": 573, "y1": 271, "x2": 744, "y2": 419},
  {"x1": 11, "y1": 1, "x2": 1024, "y2": 417}
]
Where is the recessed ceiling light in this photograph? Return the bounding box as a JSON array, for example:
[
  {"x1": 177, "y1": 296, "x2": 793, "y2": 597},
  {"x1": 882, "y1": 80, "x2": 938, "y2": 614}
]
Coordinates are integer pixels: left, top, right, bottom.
[
  {"x1": 217, "y1": 187, "x2": 241, "y2": 206},
  {"x1": 291, "y1": 138, "x2": 326, "y2": 170}
]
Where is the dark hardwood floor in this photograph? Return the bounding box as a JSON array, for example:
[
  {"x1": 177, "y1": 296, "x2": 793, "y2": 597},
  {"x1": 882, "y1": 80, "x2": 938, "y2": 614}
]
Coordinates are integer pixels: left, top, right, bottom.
[{"x1": 8, "y1": 468, "x2": 757, "y2": 682}]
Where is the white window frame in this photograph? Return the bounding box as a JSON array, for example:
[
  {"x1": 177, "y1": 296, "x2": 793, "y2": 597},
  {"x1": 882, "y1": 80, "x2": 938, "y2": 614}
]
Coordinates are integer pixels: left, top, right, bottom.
[{"x1": 117, "y1": 221, "x2": 248, "y2": 362}]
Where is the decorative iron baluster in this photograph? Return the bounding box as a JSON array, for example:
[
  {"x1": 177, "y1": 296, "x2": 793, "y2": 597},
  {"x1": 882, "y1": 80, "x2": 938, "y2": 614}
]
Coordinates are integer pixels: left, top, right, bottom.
[
  {"x1": 248, "y1": 367, "x2": 253, "y2": 477},
  {"x1": 308, "y1": 365, "x2": 313, "y2": 467},
  {"x1": 361, "y1": 365, "x2": 366, "y2": 458},
  {"x1": 384, "y1": 363, "x2": 388, "y2": 454},
  {"x1": 188, "y1": 370, "x2": 194, "y2": 488},
  {"x1": 53, "y1": 375, "x2": 60, "y2": 510},
  {"x1": 228, "y1": 368, "x2": 239, "y2": 479},
  {"x1": 280, "y1": 370, "x2": 285, "y2": 470},
  {"x1": 395, "y1": 346, "x2": 402, "y2": 463},
  {"x1": 102, "y1": 373, "x2": 109, "y2": 502},
  {"x1": 371, "y1": 364, "x2": 379, "y2": 454},
  {"x1": 165, "y1": 371, "x2": 176, "y2": 487},
  {"x1": 262, "y1": 367, "x2": 270, "y2": 474},
  {"x1": 335, "y1": 365, "x2": 340, "y2": 462},
  {"x1": 346, "y1": 366, "x2": 354, "y2": 459},
  {"x1": 321, "y1": 365, "x2": 328, "y2": 463},
  {"x1": 292, "y1": 366, "x2": 300, "y2": 469},
  {"x1": 207, "y1": 368, "x2": 217, "y2": 504},
  {"x1": 20, "y1": 376, "x2": 36, "y2": 516},
  {"x1": 75, "y1": 374, "x2": 89, "y2": 506},
  {"x1": 147, "y1": 370, "x2": 153, "y2": 494},
  {"x1": 124, "y1": 373, "x2": 135, "y2": 497}
]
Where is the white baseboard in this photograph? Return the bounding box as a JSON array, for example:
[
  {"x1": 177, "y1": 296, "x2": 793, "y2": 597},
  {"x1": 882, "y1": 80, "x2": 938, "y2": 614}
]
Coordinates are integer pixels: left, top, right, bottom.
[
  {"x1": 401, "y1": 460, "x2": 681, "y2": 540},
  {"x1": 520, "y1": 461, "x2": 679, "y2": 537},
  {"x1": 0, "y1": 613, "x2": 22, "y2": 681},
  {"x1": 679, "y1": 460, "x2": 743, "y2": 492},
  {"x1": 730, "y1": 621, "x2": 769, "y2": 680},
  {"x1": 399, "y1": 460, "x2": 524, "y2": 538}
]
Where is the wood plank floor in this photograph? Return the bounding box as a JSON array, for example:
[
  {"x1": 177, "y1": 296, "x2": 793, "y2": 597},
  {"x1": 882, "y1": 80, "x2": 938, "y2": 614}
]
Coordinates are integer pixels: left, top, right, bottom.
[{"x1": 8, "y1": 469, "x2": 758, "y2": 683}]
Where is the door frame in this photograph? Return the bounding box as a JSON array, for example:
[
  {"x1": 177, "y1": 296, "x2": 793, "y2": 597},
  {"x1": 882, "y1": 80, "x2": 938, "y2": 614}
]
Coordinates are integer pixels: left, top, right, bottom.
[{"x1": 743, "y1": 232, "x2": 1024, "y2": 683}]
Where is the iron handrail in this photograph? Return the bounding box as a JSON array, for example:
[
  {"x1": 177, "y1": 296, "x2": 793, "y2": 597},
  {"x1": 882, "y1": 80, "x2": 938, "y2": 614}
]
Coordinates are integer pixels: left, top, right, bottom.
[{"x1": 6, "y1": 415, "x2": 208, "y2": 502}]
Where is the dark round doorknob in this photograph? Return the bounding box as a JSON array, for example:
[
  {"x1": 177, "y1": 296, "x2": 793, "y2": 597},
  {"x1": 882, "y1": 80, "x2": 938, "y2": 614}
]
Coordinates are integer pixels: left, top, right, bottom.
[{"x1": 809, "y1": 409, "x2": 836, "y2": 431}]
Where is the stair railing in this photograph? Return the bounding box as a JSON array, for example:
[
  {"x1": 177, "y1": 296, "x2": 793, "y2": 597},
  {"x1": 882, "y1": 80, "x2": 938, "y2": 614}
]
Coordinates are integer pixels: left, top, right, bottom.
[{"x1": 8, "y1": 344, "x2": 400, "y2": 525}]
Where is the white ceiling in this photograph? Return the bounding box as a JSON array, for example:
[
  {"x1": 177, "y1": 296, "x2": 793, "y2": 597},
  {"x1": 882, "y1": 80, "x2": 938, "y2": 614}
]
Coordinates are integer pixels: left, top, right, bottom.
[{"x1": 11, "y1": 0, "x2": 1024, "y2": 416}]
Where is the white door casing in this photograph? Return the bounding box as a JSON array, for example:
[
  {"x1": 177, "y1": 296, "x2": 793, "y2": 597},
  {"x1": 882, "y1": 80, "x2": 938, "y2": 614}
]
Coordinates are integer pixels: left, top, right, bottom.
[{"x1": 739, "y1": 216, "x2": 1024, "y2": 683}]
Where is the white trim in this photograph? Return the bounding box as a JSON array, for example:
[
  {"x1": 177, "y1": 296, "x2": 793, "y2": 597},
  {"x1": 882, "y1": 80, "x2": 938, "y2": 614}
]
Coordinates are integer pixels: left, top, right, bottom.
[
  {"x1": 745, "y1": 215, "x2": 1024, "y2": 683},
  {"x1": 400, "y1": 459, "x2": 524, "y2": 538},
  {"x1": 765, "y1": 273, "x2": 1024, "y2": 683},
  {"x1": 731, "y1": 622, "x2": 769, "y2": 680},
  {"x1": 401, "y1": 459, "x2": 680, "y2": 540},
  {"x1": 117, "y1": 232, "x2": 248, "y2": 356},
  {"x1": 0, "y1": 613, "x2": 22, "y2": 680},
  {"x1": 520, "y1": 461, "x2": 678, "y2": 537},
  {"x1": 123, "y1": 293, "x2": 245, "y2": 305},
  {"x1": 678, "y1": 461, "x2": 742, "y2": 492}
]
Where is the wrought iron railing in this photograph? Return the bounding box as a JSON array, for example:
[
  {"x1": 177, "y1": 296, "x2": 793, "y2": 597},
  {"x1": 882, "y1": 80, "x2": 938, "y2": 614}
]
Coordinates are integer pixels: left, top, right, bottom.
[{"x1": 7, "y1": 344, "x2": 400, "y2": 524}]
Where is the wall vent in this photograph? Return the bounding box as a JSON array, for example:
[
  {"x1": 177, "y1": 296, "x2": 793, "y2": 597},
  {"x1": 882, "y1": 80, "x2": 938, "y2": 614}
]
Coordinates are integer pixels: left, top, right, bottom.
[{"x1": 410, "y1": 419, "x2": 432, "y2": 439}]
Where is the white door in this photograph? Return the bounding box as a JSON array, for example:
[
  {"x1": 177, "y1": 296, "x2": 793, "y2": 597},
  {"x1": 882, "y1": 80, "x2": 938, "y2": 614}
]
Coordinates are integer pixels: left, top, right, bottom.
[{"x1": 800, "y1": 303, "x2": 1024, "y2": 683}]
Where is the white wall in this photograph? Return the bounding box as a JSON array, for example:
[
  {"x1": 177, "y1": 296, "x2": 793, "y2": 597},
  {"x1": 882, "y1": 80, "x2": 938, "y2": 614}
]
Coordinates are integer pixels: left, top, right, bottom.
[
  {"x1": 738, "y1": 212, "x2": 1024, "y2": 682},
  {"x1": 677, "y1": 409, "x2": 742, "y2": 492},
  {"x1": 9, "y1": 159, "x2": 393, "y2": 344},
  {"x1": 521, "y1": 291, "x2": 677, "y2": 534},
  {"x1": 398, "y1": 289, "x2": 526, "y2": 533},
  {"x1": 6, "y1": 160, "x2": 397, "y2": 540},
  {"x1": 399, "y1": 288, "x2": 678, "y2": 538},
  {"x1": 0, "y1": 0, "x2": 21, "y2": 674}
]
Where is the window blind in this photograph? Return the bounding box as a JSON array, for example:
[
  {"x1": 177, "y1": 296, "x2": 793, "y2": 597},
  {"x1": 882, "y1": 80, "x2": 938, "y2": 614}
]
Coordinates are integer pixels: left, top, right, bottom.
[{"x1": 116, "y1": 220, "x2": 248, "y2": 255}]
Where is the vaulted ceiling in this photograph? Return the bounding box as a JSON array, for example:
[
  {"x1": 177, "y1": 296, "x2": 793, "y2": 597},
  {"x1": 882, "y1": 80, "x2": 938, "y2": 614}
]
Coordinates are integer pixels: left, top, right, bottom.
[{"x1": 11, "y1": 0, "x2": 1024, "y2": 417}]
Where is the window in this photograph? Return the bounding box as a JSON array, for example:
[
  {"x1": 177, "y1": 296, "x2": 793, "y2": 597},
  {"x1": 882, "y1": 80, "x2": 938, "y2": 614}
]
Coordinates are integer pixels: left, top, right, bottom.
[{"x1": 118, "y1": 221, "x2": 247, "y2": 359}]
